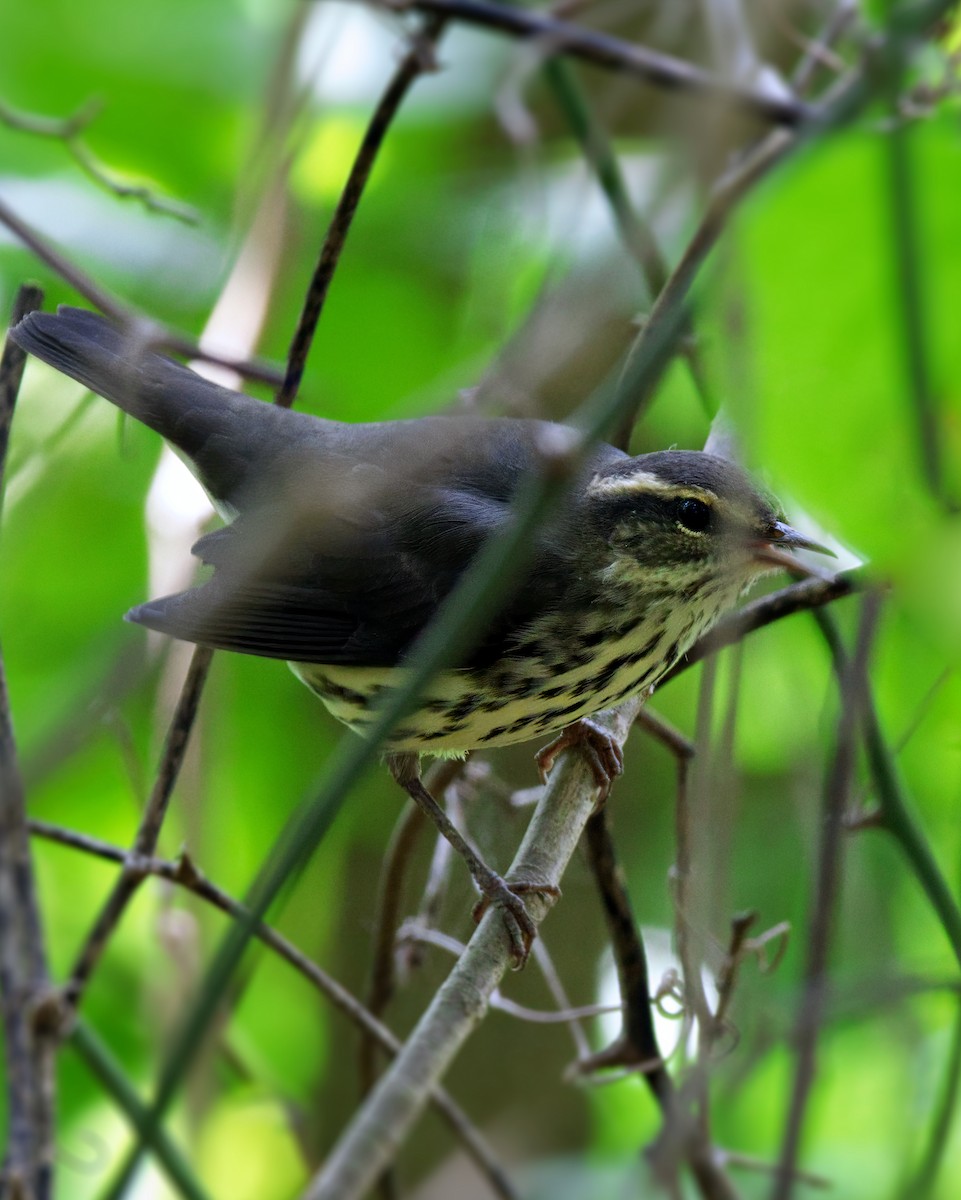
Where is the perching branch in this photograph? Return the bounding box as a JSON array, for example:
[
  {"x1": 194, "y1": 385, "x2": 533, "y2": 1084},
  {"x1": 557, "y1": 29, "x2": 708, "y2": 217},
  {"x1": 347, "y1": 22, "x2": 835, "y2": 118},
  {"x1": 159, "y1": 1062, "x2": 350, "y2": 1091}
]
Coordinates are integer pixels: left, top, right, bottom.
[{"x1": 302, "y1": 698, "x2": 642, "y2": 1200}]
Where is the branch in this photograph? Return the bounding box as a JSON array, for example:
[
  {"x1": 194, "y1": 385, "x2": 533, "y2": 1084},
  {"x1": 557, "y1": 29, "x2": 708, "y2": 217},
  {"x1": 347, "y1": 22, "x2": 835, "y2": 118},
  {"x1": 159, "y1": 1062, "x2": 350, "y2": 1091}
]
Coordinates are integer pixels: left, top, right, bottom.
[
  {"x1": 0, "y1": 284, "x2": 56, "y2": 1200},
  {"x1": 29, "y1": 821, "x2": 516, "y2": 1200},
  {"x1": 60, "y1": 645, "x2": 214, "y2": 1016},
  {"x1": 0, "y1": 96, "x2": 199, "y2": 224},
  {"x1": 0, "y1": 195, "x2": 284, "y2": 387},
  {"x1": 773, "y1": 593, "x2": 883, "y2": 1198},
  {"x1": 302, "y1": 699, "x2": 642, "y2": 1200},
  {"x1": 384, "y1": 0, "x2": 811, "y2": 127},
  {"x1": 659, "y1": 572, "x2": 863, "y2": 687},
  {"x1": 276, "y1": 14, "x2": 446, "y2": 407}
]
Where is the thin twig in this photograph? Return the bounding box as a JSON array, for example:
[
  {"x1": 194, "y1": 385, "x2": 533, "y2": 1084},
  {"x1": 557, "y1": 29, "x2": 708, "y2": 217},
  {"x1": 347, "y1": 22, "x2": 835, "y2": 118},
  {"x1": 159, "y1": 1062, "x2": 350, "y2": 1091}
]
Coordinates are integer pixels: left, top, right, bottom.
[
  {"x1": 28, "y1": 821, "x2": 517, "y2": 1200},
  {"x1": 773, "y1": 592, "x2": 883, "y2": 1199},
  {"x1": 360, "y1": 757, "x2": 464, "y2": 1096},
  {"x1": 660, "y1": 572, "x2": 862, "y2": 688},
  {"x1": 0, "y1": 283, "x2": 56, "y2": 1200},
  {"x1": 814, "y1": 611, "x2": 961, "y2": 972},
  {"x1": 395, "y1": 924, "x2": 619, "y2": 1025},
  {"x1": 580, "y1": 807, "x2": 673, "y2": 1105},
  {"x1": 383, "y1": 0, "x2": 811, "y2": 127},
  {"x1": 276, "y1": 15, "x2": 446, "y2": 407},
  {"x1": 0, "y1": 195, "x2": 284, "y2": 387},
  {"x1": 61, "y1": 645, "x2": 214, "y2": 1015},
  {"x1": 0, "y1": 97, "x2": 199, "y2": 224}
]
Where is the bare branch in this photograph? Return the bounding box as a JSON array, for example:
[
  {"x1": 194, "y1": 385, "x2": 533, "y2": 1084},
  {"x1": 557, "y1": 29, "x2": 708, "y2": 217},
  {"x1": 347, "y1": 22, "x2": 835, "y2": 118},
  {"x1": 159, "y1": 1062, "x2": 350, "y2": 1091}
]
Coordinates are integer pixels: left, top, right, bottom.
[
  {"x1": 0, "y1": 196, "x2": 284, "y2": 387},
  {"x1": 302, "y1": 699, "x2": 642, "y2": 1200},
  {"x1": 660, "y1": 572, "x2": 863, "y2": 688},
  {"x1": 28, "y1": 821, "x2": 517, "y2": 1200},
  {"x1": 382, "y1": 0, "x2": 811, "y2": 127},
  {"x1": 61, "y1": 645, "x2": 214, "y2": 1016},
  {"x1": 0, "y1": 284, "x2": 56, "y2": 1200},
  {"x1": 277, "y1": 15, "x2": 446, "y2": 407},
  {"x1": 0, "y1": 96, "x2": 199, "y2": 224},
  {"x1": 773, "y1": 592, "x2": 883, "y2": 1198}
]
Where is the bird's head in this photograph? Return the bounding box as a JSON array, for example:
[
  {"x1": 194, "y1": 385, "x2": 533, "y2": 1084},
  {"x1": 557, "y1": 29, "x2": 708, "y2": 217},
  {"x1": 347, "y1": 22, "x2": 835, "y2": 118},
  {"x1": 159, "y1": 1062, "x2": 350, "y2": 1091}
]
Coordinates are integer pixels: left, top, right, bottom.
[{"x1": 584, "y1": 450, "x2": 829, "y2": 593}]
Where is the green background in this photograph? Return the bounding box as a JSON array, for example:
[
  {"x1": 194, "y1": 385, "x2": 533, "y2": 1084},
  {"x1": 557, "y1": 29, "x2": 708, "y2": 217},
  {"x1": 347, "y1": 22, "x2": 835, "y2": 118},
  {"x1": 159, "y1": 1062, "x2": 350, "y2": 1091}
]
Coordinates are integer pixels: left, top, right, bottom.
[{"x1": 1, "y1": 1, "x2": 960, "y2": 1197}]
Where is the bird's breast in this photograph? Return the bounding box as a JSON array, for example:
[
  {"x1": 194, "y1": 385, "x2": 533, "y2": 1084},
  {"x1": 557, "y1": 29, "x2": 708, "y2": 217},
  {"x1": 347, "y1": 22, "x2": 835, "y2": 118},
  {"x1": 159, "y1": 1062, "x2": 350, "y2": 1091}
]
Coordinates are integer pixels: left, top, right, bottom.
[{"x1": 291, "y1": 576, "x2": 735, "y2": 754}]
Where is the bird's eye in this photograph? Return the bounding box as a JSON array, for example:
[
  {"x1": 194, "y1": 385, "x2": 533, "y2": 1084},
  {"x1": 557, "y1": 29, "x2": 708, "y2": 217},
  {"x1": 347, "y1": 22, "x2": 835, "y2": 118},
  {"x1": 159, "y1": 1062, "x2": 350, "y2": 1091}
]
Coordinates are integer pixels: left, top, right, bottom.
[{"x1": 676, "y1": 497, "x2": 712, "y2": 533}]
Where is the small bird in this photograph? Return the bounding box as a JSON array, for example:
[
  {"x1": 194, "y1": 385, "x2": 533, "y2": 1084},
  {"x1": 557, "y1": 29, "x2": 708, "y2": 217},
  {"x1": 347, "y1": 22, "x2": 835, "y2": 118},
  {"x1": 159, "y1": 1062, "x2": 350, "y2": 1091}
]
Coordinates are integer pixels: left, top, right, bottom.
[{"x1": 12, "y1": 306, "x2": 827, "y2": 959}]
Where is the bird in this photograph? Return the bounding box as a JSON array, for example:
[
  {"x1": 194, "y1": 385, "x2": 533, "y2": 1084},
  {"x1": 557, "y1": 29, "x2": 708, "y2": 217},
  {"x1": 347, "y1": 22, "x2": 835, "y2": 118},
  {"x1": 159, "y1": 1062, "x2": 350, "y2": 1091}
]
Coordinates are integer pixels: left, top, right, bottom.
[{"x1": 12, "y1": 305, "x2": 829, "y2": 961}]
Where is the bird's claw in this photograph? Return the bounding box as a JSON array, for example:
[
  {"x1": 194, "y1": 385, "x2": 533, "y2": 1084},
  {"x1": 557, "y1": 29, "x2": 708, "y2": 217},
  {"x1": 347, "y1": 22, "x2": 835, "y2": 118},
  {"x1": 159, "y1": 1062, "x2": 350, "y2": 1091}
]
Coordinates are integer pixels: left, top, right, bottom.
[
  {"x1": 472, "y1": 877, "x2": 560, "y2": 969},
  {"x1": 536, "y1": 717, "x2": 624, "y2": 806}
]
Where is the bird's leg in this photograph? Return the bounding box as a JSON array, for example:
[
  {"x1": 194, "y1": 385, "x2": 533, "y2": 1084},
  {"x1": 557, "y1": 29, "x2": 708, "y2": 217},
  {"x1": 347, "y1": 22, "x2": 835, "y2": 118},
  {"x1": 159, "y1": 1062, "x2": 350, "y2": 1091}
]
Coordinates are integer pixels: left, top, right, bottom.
[
  {"x1": 536, "y1": 717, "x2": 625, "y2": 807},
  {"x1": 386, "y1": 752, "x2": 547, "y2": 967}
]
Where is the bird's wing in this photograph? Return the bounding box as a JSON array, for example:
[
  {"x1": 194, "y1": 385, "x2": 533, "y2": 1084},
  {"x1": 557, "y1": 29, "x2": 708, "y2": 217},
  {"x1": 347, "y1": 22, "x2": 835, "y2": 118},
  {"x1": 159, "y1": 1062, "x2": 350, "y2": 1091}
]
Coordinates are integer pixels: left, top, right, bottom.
[{"x1": 126, "y1": 440, "x2": 617, "y2": 667}]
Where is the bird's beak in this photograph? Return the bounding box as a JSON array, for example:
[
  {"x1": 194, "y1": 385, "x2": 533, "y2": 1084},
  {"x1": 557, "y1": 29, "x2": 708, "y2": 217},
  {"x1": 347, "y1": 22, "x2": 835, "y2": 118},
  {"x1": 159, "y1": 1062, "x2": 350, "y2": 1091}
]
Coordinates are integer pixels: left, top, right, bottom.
[
  {"x1": 751, "y1": 521, "x2": 836, "y2": 572},
  {"x1": 765, "y1": 521, "x2": 835, "y2": 556}
]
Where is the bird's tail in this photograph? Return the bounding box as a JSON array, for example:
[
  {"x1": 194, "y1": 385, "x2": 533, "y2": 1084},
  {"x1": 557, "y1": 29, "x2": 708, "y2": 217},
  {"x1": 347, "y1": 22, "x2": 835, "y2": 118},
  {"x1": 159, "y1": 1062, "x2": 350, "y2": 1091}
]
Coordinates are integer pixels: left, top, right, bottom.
[{"x1": 10, "y1": 306, "x2": 320, "y2": 504}]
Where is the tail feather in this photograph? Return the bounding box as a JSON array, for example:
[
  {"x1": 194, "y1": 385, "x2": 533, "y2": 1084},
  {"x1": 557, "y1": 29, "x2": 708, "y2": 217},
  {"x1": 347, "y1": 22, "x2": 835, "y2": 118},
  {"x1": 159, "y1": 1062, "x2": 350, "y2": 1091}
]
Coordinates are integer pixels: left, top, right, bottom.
[{"x1": 10, "y1": 306, "x2": 324, "y2": 505}]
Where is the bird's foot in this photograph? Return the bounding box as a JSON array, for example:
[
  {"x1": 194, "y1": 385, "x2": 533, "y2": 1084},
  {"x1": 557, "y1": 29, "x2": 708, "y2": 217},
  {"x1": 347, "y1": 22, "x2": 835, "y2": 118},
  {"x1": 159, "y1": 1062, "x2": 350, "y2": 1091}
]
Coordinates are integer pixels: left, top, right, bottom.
[
  {"x1": 386, "y1": 751, "x2": 548, "y2": 968},
  {"x1": 536, "y1": 717, "x2": 624, "y2": 806},
  {"x1": 471, "y1": 876, "x2": 561, "y2": 969}
]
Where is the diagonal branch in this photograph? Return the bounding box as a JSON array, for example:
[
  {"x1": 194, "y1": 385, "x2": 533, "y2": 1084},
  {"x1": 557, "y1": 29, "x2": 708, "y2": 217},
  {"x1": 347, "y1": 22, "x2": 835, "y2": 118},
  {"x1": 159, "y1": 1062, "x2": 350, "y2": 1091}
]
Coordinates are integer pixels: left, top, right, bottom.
[
  {"x1": 29, "y1": 820, "x2": 516, "y2": 1200},
  {"x1": 277, "y1": 14, "x2": 446, "y2": 407},
  {"x1": 303, "y1": 698, "x2": 642, "y2": 1200},
  {"x1": 60, "y1": 645, "x2": 214, "y2": 1018},
  {"x1": 383, "y1": 0, "x2": 811, "y2": 127}
]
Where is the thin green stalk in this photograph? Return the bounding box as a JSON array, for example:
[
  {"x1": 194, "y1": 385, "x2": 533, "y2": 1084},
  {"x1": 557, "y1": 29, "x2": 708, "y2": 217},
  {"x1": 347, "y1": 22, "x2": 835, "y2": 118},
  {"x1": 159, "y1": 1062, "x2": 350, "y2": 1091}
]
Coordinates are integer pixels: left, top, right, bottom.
[
  {"x1": 71, "y1": 1021, "x2": 211, "y2": 1200},
  {"x1": 864, "y1": 701, "x2": 961, "y2": 971},
  {"x1": 813, "y1": 609, "x2": 961, "y2": 971}
]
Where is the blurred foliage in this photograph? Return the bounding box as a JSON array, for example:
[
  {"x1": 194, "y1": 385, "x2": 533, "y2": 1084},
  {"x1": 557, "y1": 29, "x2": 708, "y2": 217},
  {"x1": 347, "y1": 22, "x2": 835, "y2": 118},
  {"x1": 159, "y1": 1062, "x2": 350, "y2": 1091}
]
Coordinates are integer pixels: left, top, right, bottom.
[{"x1": 1, "y1": 1, "x2": 961, "y2": 1199}]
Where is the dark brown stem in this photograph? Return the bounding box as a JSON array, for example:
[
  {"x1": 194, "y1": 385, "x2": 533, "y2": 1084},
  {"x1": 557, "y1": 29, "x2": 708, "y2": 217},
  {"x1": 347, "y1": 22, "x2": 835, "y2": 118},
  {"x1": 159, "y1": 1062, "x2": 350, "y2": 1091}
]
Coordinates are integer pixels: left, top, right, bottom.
[
  {"x1": 276, "y1": 15, "x2": 446, "y2": 407},
  {"x1": 0, "y1": 284, "x2": 56, "y2": 1200},
  {"x1": 582, "y1": 808, "x2": 673, "y2": 1106},
  {"x1": 61, "y1": 645, "x2": 214, "y2": 1015},
  {"x1": 389, "y1": 0, "x2": 810, "y2": 127},
  {"x1": 361, "y1": 757, "x2": 465, "y2": 1091},
  {"x1": 772, "y1": 592, "x2": 883, "y2": 1198}
]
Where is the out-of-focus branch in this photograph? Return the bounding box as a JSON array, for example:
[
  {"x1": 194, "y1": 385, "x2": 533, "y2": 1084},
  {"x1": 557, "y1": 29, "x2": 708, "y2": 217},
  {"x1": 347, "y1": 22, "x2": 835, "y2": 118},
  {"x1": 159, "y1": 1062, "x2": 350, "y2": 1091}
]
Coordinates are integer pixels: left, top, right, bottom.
[
  {"x1": 0, "y1": 196, "x2": 284, "y2": 387},
  {"x1": 0, "y1": 96, "x2": 199, "y2": 224},
  {"x1": 59, "y1": 645, "x2": 214, "y2": 1019},
  {"x1": 773, "y1": 593, "x2": 883, "y2": 1198},
  {"x1": 383, "y1": 0, "x2": 811, "y2": 127},
  {"x1": 0, "y1": 284, "x2": 56, "y2": 1200}
]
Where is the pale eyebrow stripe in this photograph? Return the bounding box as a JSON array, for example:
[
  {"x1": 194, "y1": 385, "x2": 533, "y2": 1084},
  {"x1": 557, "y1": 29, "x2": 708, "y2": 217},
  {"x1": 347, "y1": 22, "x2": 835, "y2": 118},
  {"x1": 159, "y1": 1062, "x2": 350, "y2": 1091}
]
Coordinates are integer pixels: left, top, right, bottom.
[
  {"x1": 585, "y1": 474, "x2": 756, "y2": 525},
  {"x1": 586, "y1": 471, "x2": 684, "y2": 497}
]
